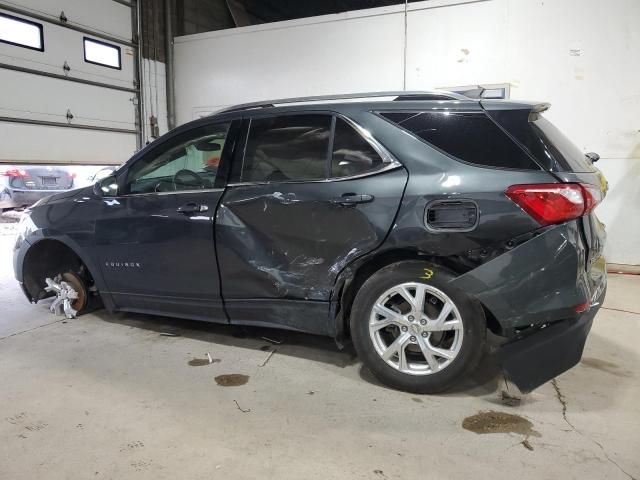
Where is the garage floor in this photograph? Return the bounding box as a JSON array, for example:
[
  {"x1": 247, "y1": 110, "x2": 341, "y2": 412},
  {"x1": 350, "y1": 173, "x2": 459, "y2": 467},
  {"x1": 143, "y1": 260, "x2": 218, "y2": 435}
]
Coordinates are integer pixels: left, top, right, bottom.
[{"x1": 1, "y1": 228, "x2": 639, "y2": 480}]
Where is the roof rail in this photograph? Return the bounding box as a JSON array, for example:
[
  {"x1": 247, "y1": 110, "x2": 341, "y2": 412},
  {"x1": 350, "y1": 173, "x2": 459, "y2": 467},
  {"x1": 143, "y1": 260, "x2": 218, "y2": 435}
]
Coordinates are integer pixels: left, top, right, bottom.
[{"x1": 215, "y1": 90, "x2": 468, "y2": 114}]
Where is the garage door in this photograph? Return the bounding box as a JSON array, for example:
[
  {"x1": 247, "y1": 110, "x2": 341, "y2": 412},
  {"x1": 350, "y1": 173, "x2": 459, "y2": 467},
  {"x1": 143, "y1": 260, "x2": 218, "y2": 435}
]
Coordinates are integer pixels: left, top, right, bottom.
[{"x1": 0, "y1": 0, "x2": 141, "y2": 165}]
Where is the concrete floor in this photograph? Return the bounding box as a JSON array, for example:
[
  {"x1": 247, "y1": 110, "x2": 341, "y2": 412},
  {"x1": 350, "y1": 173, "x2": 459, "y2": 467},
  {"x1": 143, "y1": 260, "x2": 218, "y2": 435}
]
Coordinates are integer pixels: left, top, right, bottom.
[{"x1": 1, "y1": 229, "x2": 639, "y2": 480}]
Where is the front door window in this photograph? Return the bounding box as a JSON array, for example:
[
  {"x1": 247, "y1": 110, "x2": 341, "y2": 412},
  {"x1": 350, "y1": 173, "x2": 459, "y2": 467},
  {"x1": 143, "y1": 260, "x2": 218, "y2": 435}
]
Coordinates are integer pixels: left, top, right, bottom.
[{"x1": 126, "y1": 122, "x2": 231, "y2": 194}]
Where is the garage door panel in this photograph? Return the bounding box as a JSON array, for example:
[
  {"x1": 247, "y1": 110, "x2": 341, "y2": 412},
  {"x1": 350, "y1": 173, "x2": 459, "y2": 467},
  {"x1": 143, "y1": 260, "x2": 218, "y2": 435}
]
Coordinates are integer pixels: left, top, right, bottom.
[
  {"x1": 0, "y1": 122, "x2": 136, "y2": 165},
  {"x1": 2, "y1": 0, "x2": 132, "y2": 41},
  {"x1": 0, "y1": 69, "x2": 135, "y2": 129},
  {"x1": 0, "y1": 8, "x2": 135, "y2": 89}
]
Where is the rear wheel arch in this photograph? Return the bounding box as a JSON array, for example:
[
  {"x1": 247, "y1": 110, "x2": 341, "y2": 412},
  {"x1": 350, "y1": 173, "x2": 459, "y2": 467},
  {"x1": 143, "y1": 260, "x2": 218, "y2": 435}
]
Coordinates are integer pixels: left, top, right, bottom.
[{"x1": 333, "y1": 250, "x2": 475, "y2": 341}]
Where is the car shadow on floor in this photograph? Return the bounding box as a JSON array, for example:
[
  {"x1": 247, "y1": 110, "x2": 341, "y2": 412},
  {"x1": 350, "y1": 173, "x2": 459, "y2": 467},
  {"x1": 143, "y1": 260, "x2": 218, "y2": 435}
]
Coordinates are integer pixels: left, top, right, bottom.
[
  {"x1": 94, "y1": 309, "x2": 359, "y2": 369},
  {"x1": 94, "y1": 308, "x2": 504, "y2": 394},
  {"x1": 93, "y1": 310, "x2": 636, "y2": 403}
]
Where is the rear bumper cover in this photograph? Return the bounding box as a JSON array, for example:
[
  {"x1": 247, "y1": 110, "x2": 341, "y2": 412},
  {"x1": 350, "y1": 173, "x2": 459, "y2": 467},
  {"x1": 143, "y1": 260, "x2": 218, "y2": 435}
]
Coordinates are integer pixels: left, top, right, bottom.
[
  {"x1": 450, "y1": 220, "x2": 607, "y2": 392},
  {"x1": 498, "y1": 284, "x2": 605, "y2": 393}
]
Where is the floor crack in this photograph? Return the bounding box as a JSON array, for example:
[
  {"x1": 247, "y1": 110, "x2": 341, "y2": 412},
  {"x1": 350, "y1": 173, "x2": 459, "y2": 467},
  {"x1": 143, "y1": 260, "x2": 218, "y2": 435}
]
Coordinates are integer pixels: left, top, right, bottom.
[
  {"x1": 601, "y1": 306, "x2": 640, "y2": 316},
  {"x1": 552, "y1": 378, "x2": 637, "y2": 480},
  {"x1": 0, "y1": 318, "x2": 65, "y2": 342}
]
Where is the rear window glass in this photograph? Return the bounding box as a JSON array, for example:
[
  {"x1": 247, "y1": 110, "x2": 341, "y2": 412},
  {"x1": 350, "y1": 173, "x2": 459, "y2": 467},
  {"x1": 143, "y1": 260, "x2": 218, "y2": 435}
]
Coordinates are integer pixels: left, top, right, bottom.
[
  {"x1": 484, "y1": 109, "x2": 596, "y2": 172},
  {"x1": 242, "y1": 115, "x2": 331, "y2": 182},
  {"x1": 331, "y1": 118, "x2": 383, "y2": 177},
  {"x1": 530, "y1": 114, "x2": 596, "y2": 172},
  {"x1": 380, "y1": 111, "x2": 539, "y2": 170}
]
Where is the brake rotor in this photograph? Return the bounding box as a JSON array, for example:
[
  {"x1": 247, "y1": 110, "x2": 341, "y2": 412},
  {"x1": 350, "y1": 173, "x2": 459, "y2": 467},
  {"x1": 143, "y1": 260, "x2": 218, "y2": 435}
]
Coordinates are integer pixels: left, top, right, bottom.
[{"x1": 61, "y1": 272, "x2": 88, "y2": 312}]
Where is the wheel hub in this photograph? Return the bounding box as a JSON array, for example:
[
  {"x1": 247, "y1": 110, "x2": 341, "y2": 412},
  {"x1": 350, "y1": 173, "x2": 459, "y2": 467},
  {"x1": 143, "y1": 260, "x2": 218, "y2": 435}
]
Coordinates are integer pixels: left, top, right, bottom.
[{"x1": 45, "y1": 275, "x2": 81, "y2": 319}]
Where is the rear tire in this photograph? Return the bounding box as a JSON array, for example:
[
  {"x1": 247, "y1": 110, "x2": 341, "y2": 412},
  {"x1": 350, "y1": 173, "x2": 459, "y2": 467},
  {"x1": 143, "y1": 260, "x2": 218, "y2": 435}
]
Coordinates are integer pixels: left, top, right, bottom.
[{"x1": 350, "y1": 261, "x2": 486, "y2": 393}]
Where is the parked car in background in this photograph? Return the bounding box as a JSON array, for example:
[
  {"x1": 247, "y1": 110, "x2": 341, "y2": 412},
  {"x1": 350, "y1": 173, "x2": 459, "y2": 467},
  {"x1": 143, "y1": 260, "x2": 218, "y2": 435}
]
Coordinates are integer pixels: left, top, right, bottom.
[
  {"x1": 13, "y1": 91, "x2": 607, "y2": 394},
  {"x1": 1, "y1": 165, "x2": 75, "y2": 211}
]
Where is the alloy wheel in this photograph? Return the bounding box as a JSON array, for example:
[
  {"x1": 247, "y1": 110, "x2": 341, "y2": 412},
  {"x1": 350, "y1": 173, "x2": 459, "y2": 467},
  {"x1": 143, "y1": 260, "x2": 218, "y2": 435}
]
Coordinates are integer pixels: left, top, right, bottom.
[{"x1": 368, "y1": 282, "x2": 464, "y2": 375}]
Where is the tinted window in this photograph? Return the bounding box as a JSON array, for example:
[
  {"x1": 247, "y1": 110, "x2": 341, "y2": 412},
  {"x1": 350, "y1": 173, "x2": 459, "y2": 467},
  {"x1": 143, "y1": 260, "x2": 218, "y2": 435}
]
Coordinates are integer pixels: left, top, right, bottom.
[
  {"x1": 485, "y1": 109, "x2": 595, "y2": 172},
  {"x1": 127, "y1": 123, "x2": 230, "y2": 194},
  {"x1": 242, "y1": 115, "x2": 331, "y2": 182},
  {"x1": 331, "y1": 118, "x2": 383, "y2": 177},
  {"x1": 531, "y1": 114, "x2": 595, "y2": 172},
  {"x1": 380, "y1": 111, "x2": 539, "y2": 170}
]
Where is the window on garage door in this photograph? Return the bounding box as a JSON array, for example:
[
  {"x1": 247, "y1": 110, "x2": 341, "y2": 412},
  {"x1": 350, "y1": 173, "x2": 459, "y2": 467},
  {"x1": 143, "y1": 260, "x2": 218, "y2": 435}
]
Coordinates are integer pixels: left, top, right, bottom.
[
  {"x1": 0, "y1": 13, "x2": 44, "y2": 51},
  {"x1": 83, "y1": 37, "x2": 121, "y2": 69}
]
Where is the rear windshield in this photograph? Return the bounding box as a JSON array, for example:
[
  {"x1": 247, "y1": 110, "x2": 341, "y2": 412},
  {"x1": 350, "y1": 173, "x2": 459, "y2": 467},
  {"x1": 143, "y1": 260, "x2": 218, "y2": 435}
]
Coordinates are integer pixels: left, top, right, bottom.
[
  {"x1": 485, "y1": 108, "x2": 596, "y2": 172},
  {"x1": 379, "y1": 111, "x2": 540, "y2": 170},
  {"x1": 530, "y1": 113, "x2": 596, "y2": 172}
]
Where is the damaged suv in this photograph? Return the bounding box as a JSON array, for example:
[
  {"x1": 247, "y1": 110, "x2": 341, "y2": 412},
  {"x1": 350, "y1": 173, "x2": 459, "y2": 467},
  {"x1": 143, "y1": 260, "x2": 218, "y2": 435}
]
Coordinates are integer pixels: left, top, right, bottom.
[{"x1": 13, "y1": 91, "x2": 607, "y2": 394}]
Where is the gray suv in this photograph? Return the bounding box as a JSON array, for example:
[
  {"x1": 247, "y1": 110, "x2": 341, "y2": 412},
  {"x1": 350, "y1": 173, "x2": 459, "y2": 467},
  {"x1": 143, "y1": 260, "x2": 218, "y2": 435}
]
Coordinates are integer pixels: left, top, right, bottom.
[{"x1": 13, "y1": 91, "x2": 607, "y2": 393}]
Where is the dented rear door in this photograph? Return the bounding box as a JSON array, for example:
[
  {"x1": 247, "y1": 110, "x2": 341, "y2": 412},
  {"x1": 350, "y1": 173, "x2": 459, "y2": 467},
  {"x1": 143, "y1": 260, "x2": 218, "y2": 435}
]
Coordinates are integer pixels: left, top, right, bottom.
[{"x1": 215, "y1": 112, "x2": 408, "y2": 335}]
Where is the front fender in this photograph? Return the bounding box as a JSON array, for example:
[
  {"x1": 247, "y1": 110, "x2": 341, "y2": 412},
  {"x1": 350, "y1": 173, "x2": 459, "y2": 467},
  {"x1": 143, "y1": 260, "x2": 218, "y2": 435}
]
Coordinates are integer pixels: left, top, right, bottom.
[{"x1": 16, "y1": 228, "x2": 115, "y2": 311}]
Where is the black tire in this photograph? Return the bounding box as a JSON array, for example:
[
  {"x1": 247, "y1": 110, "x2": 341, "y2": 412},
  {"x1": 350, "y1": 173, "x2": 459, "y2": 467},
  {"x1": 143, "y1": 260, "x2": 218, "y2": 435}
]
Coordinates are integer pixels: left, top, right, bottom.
[{"x1": 350, "y1": 260, "x2": 486, "y2": 394}]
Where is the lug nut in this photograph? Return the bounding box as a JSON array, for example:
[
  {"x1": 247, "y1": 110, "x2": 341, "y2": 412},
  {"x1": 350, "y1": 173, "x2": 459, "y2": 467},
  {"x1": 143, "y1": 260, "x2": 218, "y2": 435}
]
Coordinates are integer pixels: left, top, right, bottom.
[
  {"x1": 408, "y1": 315, "x2": 414, "y2": 321},
  {"x1": 421, "y1": 332, "x2": 428, "y2": 338},
  {"x1": 410, "y1": 336, "x2": 417, "y2": 342},
  {"x1": 420, "y1": 319, "x2": 426, "y2": 325},
  {"x1": 401, "y1": 326, "x2": 408, "y2": 332}
]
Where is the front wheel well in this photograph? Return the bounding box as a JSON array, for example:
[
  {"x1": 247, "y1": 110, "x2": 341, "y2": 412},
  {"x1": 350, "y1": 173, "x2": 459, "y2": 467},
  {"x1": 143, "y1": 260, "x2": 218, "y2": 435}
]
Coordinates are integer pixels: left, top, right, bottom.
[{"x1": 22, "y1": 239, "x2": 93, "y2": 302}]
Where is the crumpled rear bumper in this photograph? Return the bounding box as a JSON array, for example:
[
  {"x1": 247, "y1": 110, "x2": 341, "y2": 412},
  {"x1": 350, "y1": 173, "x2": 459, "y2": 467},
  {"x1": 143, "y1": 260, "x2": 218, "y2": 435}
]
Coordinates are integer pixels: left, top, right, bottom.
[
  {"x1": 449, "y1": 220, "x2": 607, "y2": 392},
  {"x1": 498, "y1": 284, "x2": 604, "y2": 393}
]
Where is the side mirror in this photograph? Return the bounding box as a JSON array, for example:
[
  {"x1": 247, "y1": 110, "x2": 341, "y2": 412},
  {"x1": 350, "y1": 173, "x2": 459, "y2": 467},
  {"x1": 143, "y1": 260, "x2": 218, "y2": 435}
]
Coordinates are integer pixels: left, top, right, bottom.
[
  {"x1": 585, "y1": 152, "x2": 600, "y2": 163},
  {"x1": 93, "y1": 175, "x2": 118, "y2": 197}
]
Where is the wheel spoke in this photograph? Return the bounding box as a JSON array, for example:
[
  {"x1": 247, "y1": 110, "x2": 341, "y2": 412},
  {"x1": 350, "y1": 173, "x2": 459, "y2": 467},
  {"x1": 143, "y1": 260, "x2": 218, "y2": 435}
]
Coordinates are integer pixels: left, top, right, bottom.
[
  {"x1": 381, "y1": 333, "x2": 410, "y2": 362},
  {"x1": 398, "y1": 342, "x2": 409, "y2": 371},
  {"x1": 430, "y1": 345, "x2": 455, "y2": 360},
  {"x1": 417, "y1": 336, "x2": 440, "y2": 372},
  {"x1": 424, "y1": 300, "x2": 455, "y2": 331},
  {"x1": 371, "y1": 304, "x2": 406, "y2": 330},
  {"x1": 414, "y1": 284, "x2": 426, "y2": 315},
  {"x1": 370, "y1": 318, "x2": 396, "y2": 331},
  {"x1": 398, "y1": 286, "x2": 415, "y2": 308}
]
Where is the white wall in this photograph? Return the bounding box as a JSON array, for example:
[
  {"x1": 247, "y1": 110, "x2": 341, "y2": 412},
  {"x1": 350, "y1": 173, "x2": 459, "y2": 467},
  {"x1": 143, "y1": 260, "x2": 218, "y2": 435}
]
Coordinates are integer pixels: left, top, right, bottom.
[
  {"x1": 174, "y1": 5, "x2": 406, "y2": 119},
  {"x1": 174, "y1": 0, "x2": 640, "y2": 265}
]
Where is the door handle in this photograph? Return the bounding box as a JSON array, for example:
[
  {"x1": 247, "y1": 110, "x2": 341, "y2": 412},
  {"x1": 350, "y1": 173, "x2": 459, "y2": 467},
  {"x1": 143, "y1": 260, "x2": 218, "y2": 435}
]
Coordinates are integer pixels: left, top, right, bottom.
[
  {"x1": 177, "y1": 202, "x2": 208, "y2": 214},
  {"x1": 330, "y1": 194, "x2": 374, "y2": 206}
]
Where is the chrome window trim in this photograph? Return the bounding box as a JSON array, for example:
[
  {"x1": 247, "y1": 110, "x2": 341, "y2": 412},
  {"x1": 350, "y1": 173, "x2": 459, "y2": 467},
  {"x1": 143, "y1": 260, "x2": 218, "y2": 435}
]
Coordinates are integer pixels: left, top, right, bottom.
[
  {"x1": 227, "y1": 162, "x2": 402, "y2": 187},
  {"x1": 116, "y1": 187, "x2": 225, "y2": 198},
  {"x1": 229, "y1": 112, "x2": 402, "y2": 187}
]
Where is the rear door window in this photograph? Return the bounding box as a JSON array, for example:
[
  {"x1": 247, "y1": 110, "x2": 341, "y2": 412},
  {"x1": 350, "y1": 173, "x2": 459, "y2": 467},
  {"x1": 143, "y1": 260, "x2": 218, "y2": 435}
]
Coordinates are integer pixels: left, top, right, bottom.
[
  {"x1": 380, "y1": 111, "x2": 540, "y2": 170},
  {"x1": 241, "y1": 114, "x2": 331, "y2": 182},
  {"x1": 331, "y1": 118, "x2": 383, "y2": 177}
]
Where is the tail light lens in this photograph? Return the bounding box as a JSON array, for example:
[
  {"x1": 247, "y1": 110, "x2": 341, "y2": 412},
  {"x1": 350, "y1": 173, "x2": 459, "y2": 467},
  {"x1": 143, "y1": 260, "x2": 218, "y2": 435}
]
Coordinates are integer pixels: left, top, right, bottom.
[
  {"x1": 505, "y1": 183, "x2": 602, "y2": 226},
  {"x1": 2, "y1": 168, "x2": 27, "y2": 177}
]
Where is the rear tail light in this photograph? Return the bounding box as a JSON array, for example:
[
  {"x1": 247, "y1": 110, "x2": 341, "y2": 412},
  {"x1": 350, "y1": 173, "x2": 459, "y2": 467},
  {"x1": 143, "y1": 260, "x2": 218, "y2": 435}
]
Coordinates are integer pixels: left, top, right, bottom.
[
  {"x1": 2, "y1": 168, "x2": 27, "y2": 177},
  {"x1": 505, "y1": 183, "x2": 602, "y2": 226}
]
